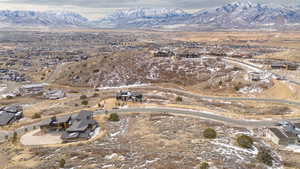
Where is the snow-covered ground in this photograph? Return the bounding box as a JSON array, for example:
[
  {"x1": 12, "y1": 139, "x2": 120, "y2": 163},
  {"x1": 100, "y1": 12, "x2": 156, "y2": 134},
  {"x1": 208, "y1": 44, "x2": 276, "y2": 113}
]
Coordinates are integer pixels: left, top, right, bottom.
[
  {"x1": 285, "y1": 144, "x2": 300, "y2": 153},
  {"x1": 239, "y1": 86, "x2": 264, "y2": 94},
  {"x1": 91, "y1": 127, "x2": 101, "y2": 139},
  {"x1": 0, "y1": 86, "x2": 7, "y2": 92},
  {"x1": 0, "y1": 84, "x2": 8, "y2": 98}
]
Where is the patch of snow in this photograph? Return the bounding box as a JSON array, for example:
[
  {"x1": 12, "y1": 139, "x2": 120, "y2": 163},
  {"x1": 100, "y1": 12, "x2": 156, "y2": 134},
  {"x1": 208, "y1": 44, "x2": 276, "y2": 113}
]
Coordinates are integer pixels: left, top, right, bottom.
[
  {"x1": 162, "y1": 24, "x2": 187, "y2": 29},
  {"x1": 238, "y1": 86, "x2": 263, "y2": 94},
  {"x1": 70, "y1": 156, "x2": 78, "y2": 160},
  {"x1": 102, "y1": 164, "x2": 114, "y2": 168},
  {"x1": 0, "y1": 86, "x2": 7, "y2": 92},
  {"x1": 145, "y1": 158, "x2": 160, "y2": 164},
  {"x1": 90, "y1": 127, "x2": 101, "y2": 139},
  {"x1": 110, "y1": 131, "x2": 121, "y2": 137},
  {"x1": 104, "y1": 153, "x2": 124, "y2": 161},
  {"x1": 285, "y1": 144, "x2": 300, "y2": 153},
  {"x1": 119, "y1": 105, "x2": 129, "y2": 109},
  {"x1": 211, "y1": 141, "x2": 258, "y2": 155}
]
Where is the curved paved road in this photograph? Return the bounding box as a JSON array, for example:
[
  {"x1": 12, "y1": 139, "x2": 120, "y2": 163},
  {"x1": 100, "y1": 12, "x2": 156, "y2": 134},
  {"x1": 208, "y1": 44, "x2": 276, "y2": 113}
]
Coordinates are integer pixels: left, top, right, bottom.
[
  {"x1": 1, "y1": 105, "x2": 300, "y2": 143},
  {"x1": 131, "y1": 86, "x2": 300, "y2": 108},
  {"x1": 95, "y1": 107, "x2": 280, "y2": 127},
  {"x1": 224, "y1": 57, "x2": 300, "y2": 86}
]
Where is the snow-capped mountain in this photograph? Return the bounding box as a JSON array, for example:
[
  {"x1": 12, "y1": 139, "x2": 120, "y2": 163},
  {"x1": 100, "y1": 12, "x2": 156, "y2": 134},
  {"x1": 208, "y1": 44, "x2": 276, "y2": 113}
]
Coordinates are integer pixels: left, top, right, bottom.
[
  {"x1": 0, "y1": 10, "x2": 89, "y2": 27},
  {"x1": 96, "y1": 2, "x2": 300, "y2": 30},
  {"x1": 95, "y1": 8, "x2": 191, "y2": 28},
  {"x1": 186, "y1": 1, "x2": 300, "y2": 27},
  {"x1": 106, "y1": 8, "x2": 189, "y2": 19},
  {"x1": 2, "y1": 2, "x2": 300, "y2": 30}
]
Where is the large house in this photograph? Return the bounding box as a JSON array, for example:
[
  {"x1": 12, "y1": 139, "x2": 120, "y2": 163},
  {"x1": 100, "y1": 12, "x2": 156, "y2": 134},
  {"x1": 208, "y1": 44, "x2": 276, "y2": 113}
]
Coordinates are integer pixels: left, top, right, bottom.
[
  {"x1": 0, "y1": 105, "x2": 23, "y2": 126},
  {"x1": 116, "y1": 91, "x2": 143, "y2": 102},
  {"x1": 61, "y1": 110, "x2": 98, "y2": 142},
  {"x1": 40, "y1": 115, "x2": 72, "y2": 132},
  {"x1": 266, "y1": 128, "x2": 298, "y2": 145},
  {"x1": 39, "y1": 110, "x2": 98, "y2": 143},
  {"x1": 18, "y1": 83, "x2": 45, "y2": 95},
  {"x1": 43, "y1": 90, "x2": 65, "y2": 100},
  {"x1": 270, "y1": 63, "x2": 298, "y2": 70},
  {"x1": 271, "y1": 63, "x2": 286, "y2": 69},
  {"x1": 153, "y1": 50, "x2": 175, "y2": 57},
  {"x1": 267, "y1": 121, "x2": 300, "y2": 146}
]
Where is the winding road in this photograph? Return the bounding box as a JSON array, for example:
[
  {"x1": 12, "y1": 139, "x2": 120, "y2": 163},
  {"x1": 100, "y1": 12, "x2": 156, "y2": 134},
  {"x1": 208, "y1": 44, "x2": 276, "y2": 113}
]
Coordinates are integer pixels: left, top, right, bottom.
[
  {"x1": 224, "y1": 57, "x2": 300, "y2": 86},
  {"x1": 95, "y1": 107, "x2": 281, "y2": 127},
  {"x1": 0, "y1": 105, "x2": 292, "y2": 143},
  {"x1": 1, "y1": 57, "x2": 300, "y2": 143}
]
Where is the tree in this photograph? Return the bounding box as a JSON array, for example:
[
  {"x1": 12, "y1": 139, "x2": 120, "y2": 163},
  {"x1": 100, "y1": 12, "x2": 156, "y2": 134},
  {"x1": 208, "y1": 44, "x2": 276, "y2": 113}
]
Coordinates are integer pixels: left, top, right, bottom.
[
  {"x1": 81, "y1": 100, "x2": 88, "y2": 105},
  {"x1": 6, "y1": 95, "x2": 13, "y2": 99},
  {"x1": 80, "y1": 95, "x2": 87, "y2": 100},
  {"x1": 108, "y1": 113, "x2": 120, "y2": 122},
  {"x1": 92, "y1": 93, "x2": 99, "y2": 97},
  {"x1": 11, "y1": 132, "x2": 17, "y2": 144},
  {"x1": 237, "y1": 135, "x2": 253, "y2": 148},
  {"x1": 175, "y1": 96, "x2": 183, "y2": 102},
  {"x1": 32, "y1": 113, "x2": 41, "y2": 119},
  {"x1": 218, "y1": 81, "x2": 223, "y2": 86},
  {"x1": 257, "y1": 149, "x2": 273, "y2": 166},
  {"x1": 59, "y1": 158, "x2": 66, "y2": 168},
  {"x1": 203, "y1": 128, "x2": 217, "y2": 139},
  {"x1": 198, "y1": 162, "x2": 209, "y2": 169}
]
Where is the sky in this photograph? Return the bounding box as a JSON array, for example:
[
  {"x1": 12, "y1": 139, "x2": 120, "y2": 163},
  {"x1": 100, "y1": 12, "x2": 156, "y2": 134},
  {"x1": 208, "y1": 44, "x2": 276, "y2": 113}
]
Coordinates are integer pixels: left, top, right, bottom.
[{"x1": 0, "y1": 0, "x2": 298, "y2": 20}]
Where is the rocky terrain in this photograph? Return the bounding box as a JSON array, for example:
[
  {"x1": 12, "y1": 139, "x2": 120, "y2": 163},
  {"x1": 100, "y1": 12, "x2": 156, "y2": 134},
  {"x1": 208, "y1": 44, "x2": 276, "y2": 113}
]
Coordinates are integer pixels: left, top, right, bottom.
[{"x1": 52, "y1": 51, "x2": 248, "y2": 90}]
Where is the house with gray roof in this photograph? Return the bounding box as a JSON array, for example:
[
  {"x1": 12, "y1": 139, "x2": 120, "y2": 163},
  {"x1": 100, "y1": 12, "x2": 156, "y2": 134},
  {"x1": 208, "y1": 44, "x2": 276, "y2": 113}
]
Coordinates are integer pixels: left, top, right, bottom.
[
  {"x1": 61, "y1": 110, "x2": 98, "y2": 142},
  {"x1": 116, "y1": 91, "x2": 143, "y2": 102},
  {"x1": 18, "y1": 83, "x2": 46, "y2": 95},
  {"x1": 0, "y1": 105, "x2": 23, "y2": 126},
  {"x1": 266, "y1": 128, "x2": 298, "y2": 145},
  {"x1": 267, "y1": 122, "x2": 300, "y2": 146},
  {"x1": 40, "y1": 115, "x2": 72, "y2": 132}
]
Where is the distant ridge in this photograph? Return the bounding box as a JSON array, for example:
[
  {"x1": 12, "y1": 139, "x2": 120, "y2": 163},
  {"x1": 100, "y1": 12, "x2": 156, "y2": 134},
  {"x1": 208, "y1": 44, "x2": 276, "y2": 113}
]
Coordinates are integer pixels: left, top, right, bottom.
[
  {"x1": 1, "y1": 2, "x2": 300, "y2": 30},
  {"x1": 95, "y1": 2, "x2": 300, "y2": 30},
  {"x1": 0, "y1": 10, "x2": 89, "y2": 27}
]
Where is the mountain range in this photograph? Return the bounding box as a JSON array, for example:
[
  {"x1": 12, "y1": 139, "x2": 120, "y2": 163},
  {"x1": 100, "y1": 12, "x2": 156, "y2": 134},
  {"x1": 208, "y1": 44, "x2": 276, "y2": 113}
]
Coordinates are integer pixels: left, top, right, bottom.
[
  {"x1": 96, "y1": 2, "x2": 300, "y2": 30},
  {"x1": 0, "y1": 10, "x2": 88, "y2": 27},
  {"x1": 1, "y1": 1, "x2": 300, "y2": 30}
]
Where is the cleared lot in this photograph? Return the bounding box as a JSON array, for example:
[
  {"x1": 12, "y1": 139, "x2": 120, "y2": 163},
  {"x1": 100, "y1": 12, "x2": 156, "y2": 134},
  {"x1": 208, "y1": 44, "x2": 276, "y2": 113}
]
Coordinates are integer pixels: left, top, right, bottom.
[{"x1": 20, "y1": 129, "x2": 62, "y2": 145}]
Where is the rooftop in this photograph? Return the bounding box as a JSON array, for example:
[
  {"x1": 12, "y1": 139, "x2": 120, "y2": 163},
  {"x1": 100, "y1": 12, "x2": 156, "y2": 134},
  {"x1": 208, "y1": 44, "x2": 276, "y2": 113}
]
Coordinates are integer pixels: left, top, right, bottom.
[
  {"x1": 269, "y1": 128, "x2": 288, "y2": 139},
  {"x1": 0, "y1": 112, "x2": 15, "y2": 126}
]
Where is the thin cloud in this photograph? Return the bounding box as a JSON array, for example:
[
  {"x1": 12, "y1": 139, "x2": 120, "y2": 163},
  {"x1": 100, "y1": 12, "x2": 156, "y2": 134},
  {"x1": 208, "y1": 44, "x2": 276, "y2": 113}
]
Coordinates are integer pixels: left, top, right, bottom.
[{"x1": 3, "y1": 0, "x2": 299, "y2": 8}]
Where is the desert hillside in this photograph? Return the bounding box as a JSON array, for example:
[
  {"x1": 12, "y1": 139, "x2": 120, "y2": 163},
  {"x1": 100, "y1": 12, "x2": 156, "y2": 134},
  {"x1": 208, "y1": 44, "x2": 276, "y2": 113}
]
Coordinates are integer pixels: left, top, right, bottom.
[{"x1": 51, "y1": 50, "x2": 246, "y2": 91}]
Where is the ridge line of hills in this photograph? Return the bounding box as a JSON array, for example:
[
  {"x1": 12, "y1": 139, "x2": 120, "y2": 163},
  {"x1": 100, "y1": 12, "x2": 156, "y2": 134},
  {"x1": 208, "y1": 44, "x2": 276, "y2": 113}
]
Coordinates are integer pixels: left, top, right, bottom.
[{"x1": 1, "y1": 2, "x2": 300, "y2": 30}]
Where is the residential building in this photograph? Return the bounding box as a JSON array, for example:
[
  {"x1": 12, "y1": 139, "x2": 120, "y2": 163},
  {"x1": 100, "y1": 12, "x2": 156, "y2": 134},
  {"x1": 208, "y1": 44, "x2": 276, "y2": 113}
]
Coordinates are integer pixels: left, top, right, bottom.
[
  {"x1": 61, "y1": 110, "x2": 98, "y2": 142},
  {"x1": 116, "y1": 91, "x2": 143, "y2": 102},
  {"x1": 267, "y1": 121, "x2": 300, "y2": 145},
  {"x1": 40, "y1": 115, "x2": 72, "y2": 132},
  {"x1": 0, "y1": 105, "x2": 23, "y2": 126},
  {"x1": 266, "y1": 128, "x2": 298, "y2": 145}
]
